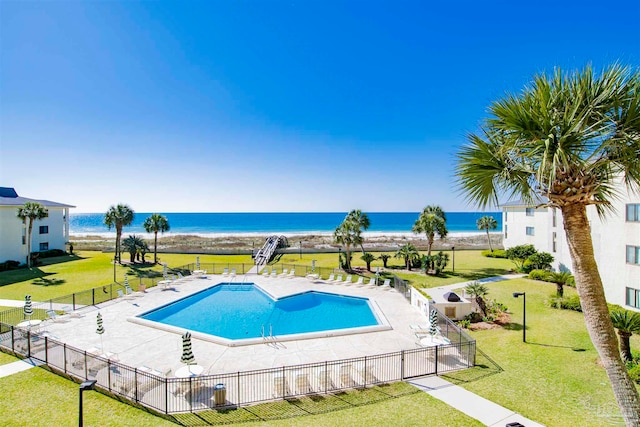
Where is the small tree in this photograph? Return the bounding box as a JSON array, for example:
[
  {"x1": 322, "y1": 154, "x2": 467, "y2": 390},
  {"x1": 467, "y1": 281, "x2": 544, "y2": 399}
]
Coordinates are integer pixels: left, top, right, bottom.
[
  {"x1": 526, "y1": 252, "x2": 554, "y2": 271},
  {"x1": 547, "y1": 271, "x2": 574, "y2": 297},
  {"x1": 505, "y1": 244, "x2": 537, "y2": 271},
  {"x1": 16, "y1": 202, "x2": 49, "y2": 268},
  {"x1": 432, "y1": 251, "x2": 450, "y2": 275},
  {"x1": 143, "y1": 213, "x2": 170, "y2": 264},
  {"x1": 346, "y1": 209, "x2": 370, "y2": 253},
  {"x1": 395, "y1": 244, "x2": 419, "y2": 271},
  {"x1": 378, "y1": 254, "x2": 391, "y2": 268},
  {"x1": 476, "y1": 215, "x2": 498, "y2": 252},
  {"x1": 610, "y1": 310, "x2": 640, "y2": 362},
  {"x1": 122, "y1": 235, "x2": 146, "y2": 263},
  {"x1": 361, "y1": 252, "x2": 375, "y2": 272},
  {"x1": 464, "y1": 281, "x2": 489, "y2": 317},
  {"x1": 412, "y1": 206, "x2": 448, "y2": 256}
]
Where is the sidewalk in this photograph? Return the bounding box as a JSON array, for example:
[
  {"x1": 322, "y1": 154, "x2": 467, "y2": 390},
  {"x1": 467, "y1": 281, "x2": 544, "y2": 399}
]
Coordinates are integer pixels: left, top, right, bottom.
[
  {"x1": 0, "y1": 358, "x2": 45, "y2": 379},
  {"x1": 409, "y1": 376, "x2": 544, "y2": 427}
]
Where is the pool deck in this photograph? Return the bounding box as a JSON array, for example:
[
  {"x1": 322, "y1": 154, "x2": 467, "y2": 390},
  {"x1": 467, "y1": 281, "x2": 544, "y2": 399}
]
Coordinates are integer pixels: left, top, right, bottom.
[{"x1": 41, "y1": 274, "x2": 430, "y2": 375}]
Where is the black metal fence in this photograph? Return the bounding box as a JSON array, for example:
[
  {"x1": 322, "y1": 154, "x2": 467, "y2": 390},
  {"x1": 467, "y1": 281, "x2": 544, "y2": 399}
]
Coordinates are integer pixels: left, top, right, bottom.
[{"x1": 0, "y1": 321, "x2": 475, "y2": 414}]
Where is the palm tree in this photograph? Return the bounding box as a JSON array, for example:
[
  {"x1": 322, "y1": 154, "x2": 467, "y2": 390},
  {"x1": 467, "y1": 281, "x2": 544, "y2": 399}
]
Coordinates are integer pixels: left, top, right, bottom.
[
  {"x1": 122, "y1": 235, "x2": 146, "y2": 263},
  {"x1": 346, "y1": 209, "x2": 370, "y2": 253},
  {"x1": 610, "y1": 309, "x2": 640, "y2": 362},
  {"x1": 143, "y1": 213, "x2": 170, "y2": 264},
  {"x1": 476, "y1": 215, "x2": 498, "y2": 252},
  {"x1": 412, "y1": 206, "x2": 448, "y2": 256},
  {"x1": 361, "y1": 252, "x2": 375, "y2": 272},
  {"x1": 104, "y1": 204, "x2": 135, "y2": 264},
  {"x1": 548, "y1": 271, "x2": 574, "y2": 298},
  {"x1": 455, "y1": 64, "x2": 640, "y2": 424},
  {"x1": 464, "y1": 281, "x2": 489, "y2": 317},
  {"x1": 16, "y1": 202, "x2": 48, "y2": 268},
  {"x1": 394, "y1": 243, "x2": 419, "y2": 271},
  {"x1": 333, "y1": 220, "x2": 362, "y2": 270},
  {"x1": 378, "y1": 254, "x2": 391, "y2": 268}
]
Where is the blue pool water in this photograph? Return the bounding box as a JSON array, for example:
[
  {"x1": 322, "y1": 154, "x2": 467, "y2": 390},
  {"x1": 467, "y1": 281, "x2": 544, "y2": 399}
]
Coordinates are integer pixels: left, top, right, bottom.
[{"x1": 140, "y1": 284, "x2": 379, "y2": 340}]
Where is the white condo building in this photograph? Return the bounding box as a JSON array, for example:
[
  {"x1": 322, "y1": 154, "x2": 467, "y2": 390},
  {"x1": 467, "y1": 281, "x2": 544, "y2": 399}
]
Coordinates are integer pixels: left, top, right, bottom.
[
  {"x1": 501, "y1": 180, "x2": 640, "y2": 311},
  {"x1": 0, "y1": 187, "x2": 74, "y2": 264}
]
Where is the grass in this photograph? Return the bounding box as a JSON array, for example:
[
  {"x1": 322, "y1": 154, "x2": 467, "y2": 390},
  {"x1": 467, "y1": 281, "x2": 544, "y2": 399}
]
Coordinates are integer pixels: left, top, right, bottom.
[
  {"x1": 446, "y1": 277, "x2": 640, "y2": 426},
  {"x1": 0, "y1": 251, "x2": 253, "y2": 301}
]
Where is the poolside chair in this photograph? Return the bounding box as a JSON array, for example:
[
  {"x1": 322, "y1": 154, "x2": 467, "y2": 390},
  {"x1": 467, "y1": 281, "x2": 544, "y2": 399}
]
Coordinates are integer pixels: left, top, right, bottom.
[
  {"x1": 286, "y1": 269, "x2": 295, "y2": 278},
  {"x1": 61, "y1": 306, "x2": 84, "y2": 318},
  {"x1": 262, "y1": 268, "x2": 270, "y2": 277},
  {"x1": 334, "y1": 274, "x2": 343, "y2": 283},
  {"x1": 326, "y1": 273, "x2": 335, "y2": 283},
  {"x1": 339, "y1": 365, "x2": 359, "y2": 388},
  {"x1": 125, "y1": 284, "x2": 144, "y2": 298},
  {"x1": 380, "y1": 279, "x2": 391, "y2": 289},
  {"x1": 222, "y1": 268, "x2": 229, "y2": 277},
  {"x1": 367, "y1": 277, "x2": 376, "y2": 286},
  {"x1": 354, "y1": 277, "x2": 364, "y2": 286},
  {"x1": 230, "y1": 268, "x2": 236, "y2": 278},
  {"x1": 270, "y1": 269, "x2": 278, "y2": 278},
  {"x1": 272, "y1": 375, "x2": 291, "y2": 398},
  {"x1": 358, "y1": 366, "x2": 380, "y2": 385},
  {"x1": 295, "y1": 373, "x2": 313, "y2": 394},
  {"x1": 343, "y1": 275, "x2": 352, "y2": 284},
  {"x1": 318, "y1": 369, "x2": 336, "y2": 391},
  {"x1": 117, "y1": 289, "x2": 136, "y2": 300},
  {"x1": 46, "y1": 309, "x2": 68, "y2": 323}
]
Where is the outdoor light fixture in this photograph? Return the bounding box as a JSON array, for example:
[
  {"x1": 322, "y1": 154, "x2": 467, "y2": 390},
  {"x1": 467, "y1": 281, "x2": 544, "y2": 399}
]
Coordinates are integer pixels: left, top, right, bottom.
[
  {"x1": 79, "y1": 379, "x2": 97, "y2": 427},
  {"x1": 513, "y1": 292, "x2": 526, "y2": 343},
  {"x1": 299, "y1": 241, "x2": 302, "y2": 259},
  {"x1": 451, "y1": 246, "x2": 455, "y2": 273}
]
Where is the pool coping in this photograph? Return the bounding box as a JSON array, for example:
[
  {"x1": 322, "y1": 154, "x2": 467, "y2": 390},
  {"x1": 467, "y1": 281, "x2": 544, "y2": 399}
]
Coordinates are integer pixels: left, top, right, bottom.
[{"x1": 128, "y1": 282, "x2": 392, "y2": 347}]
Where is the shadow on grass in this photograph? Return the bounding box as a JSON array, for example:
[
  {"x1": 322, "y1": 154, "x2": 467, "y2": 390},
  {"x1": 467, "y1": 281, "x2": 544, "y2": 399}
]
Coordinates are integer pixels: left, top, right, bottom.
[
  {"x1": 440, "y1": 348, "x2": 504, "y2": 385},
  {"x1": 0, "y1": 268, "x2": 56, "y2": 287},
  {"x1": 32, "y1": 277, "x2": 66, "y2": 287},
  {"x1": 527, "y1": 341, "x2": 587, "y2": 352}
]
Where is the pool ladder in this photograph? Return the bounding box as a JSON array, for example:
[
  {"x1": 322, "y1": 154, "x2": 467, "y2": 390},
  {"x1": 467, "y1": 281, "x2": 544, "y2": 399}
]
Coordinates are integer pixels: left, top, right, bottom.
[{"x1": 261, "y1": 324, "x2": 274, "y2": 343}]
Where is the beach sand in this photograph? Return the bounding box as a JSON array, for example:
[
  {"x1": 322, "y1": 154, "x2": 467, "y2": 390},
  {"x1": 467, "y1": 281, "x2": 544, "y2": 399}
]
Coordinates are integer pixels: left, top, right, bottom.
[{"x1": 71, "y1": 232, "x2": 503, "y2": 254}]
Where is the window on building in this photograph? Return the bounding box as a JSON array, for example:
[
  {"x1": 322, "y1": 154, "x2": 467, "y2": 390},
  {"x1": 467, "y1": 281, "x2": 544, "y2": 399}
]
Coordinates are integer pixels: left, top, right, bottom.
[
  {"x1": 627, "y1": 246, "x2": 640, "y2": 265},
  {"x1": 627, "y1": 287, "x2": 640, "y2": 309},
  {"x1": 39, "y1": 225, "x2": 48, "y2": 234},
  {"x1": 39, "y1": 242, "x2": 49, "y2": 251},
  {"x1": 627, "y1": 204, "x2": 640, "y2": 222},
  {"x1": 505, "y1": 211, "x2": 508, "y2": 222},
  {"x1": 22, "y1": 228, "x2": 26, "y2": 245},
  {"x1": 526, "y1": 227, "x2": 535, "y2": 236},
  {"x1": 526, "y1": 207, "x2": 535, "y2": 216},
  {"x1": 444, "y1": 307, "x2": 456, "y2": 318},
  {"x1": 552, "y1": 208, "x2": 557, "y2": 227},
  {"x1": 552, "y1": 232, "x2": 557, "y2": 252},
  {"x1": 504, "y1": 224, "x2": 508, "y2": 239}
]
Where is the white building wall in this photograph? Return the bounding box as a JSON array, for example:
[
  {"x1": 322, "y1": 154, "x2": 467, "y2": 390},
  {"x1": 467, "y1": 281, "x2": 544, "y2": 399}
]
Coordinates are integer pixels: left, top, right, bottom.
[
  {"x1": 502, "y1": 183, "x2": 640, "y2": 311},
  {"x1": 0, "y1": 206, "x2": 70, "y2": 264}
]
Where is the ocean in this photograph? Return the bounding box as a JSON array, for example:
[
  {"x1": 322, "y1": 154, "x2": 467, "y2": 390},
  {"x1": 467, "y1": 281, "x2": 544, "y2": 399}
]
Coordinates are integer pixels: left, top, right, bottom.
[{"x1": 70, "y1": 212, "x2": 502, "y2": 235}]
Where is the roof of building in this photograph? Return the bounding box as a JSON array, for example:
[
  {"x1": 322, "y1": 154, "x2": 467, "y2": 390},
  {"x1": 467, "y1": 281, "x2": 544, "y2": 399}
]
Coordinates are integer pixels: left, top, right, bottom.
[
  {"x1": 500, "y1": 197, "x2": 550, "y2": 208},
  {"x1": 0, "y1": 187, "x2": 75, "y2": 208}
]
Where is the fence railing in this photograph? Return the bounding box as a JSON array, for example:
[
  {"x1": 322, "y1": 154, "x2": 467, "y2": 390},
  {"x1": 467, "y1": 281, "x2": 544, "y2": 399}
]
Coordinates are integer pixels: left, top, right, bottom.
[{"x1": 0, "y1": 321, "x2": 475, "y2": 414}]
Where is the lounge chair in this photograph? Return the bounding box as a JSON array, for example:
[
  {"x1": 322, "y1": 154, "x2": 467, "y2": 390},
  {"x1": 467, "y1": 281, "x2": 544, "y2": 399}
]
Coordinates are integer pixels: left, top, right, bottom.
[
  {"x1": 272, "y1": 375, "x2": 291, "y2": 398},
  {"x1": 279, "y1": 269, "x2": 289, "y2": 277},
  {"x1": 286, "y1": 269, "x2": 296, "y2": 278},
  {"x1": 222, "y1": 268, "x2": 229, "y2": 277},
  {"x1": 343, "y1": 275, "x2": 352, "y2": 284},
  {"x1": 46, "y1": 309, "x2": 68, "y2": 323},
  {"x1": 354, "y1": 277, "x2": 364, "y2": 286},
  {"x1": 295, "y1": 373, "x2": 313, "y2": 394},
  {"x1": 117, "y1": 289, "x2": 135, "y2": 300},
  {"x1": 380, "y1": 279, "x2": 391, "y2": 289},
  {"x1": 318, "y1": 369, "x2": 336, "y2": 391},
  {"x1": 367, "y1": 277, "x2": 376, "y2": 286},
  {"x1": 270, "y1": 269, "x2": 278, "y2": 278},
  {"x1": 61, "y1": 306, "x2": 84, "y2": 318},
  {"x1": 125, "y1": 284, "x2": 144, "y2": 298},
  {"x1": 230, "y1": 268, "x2": 236, "y2": 278},
  {"x1": 359, "y1": 366, "x2": 380, "y2": 384},
  {"x1": 334, "y1": 274, "x2": 343, "y2": 283},
  {"x1": 339, "y1": 365, "x2": 359, "y2": 388},
  {"x1": 325, "y1": 274, "x2": 335, "y2": 283},
  {"x1": 262, "y1": 269, "x2": 270, "y2": 277}
]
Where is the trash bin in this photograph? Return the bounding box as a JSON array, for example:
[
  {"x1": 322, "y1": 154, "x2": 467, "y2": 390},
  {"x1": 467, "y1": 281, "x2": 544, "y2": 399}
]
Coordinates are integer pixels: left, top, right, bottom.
[
  {"x1": 213, "y1": 383, "x2": 226, "y2": 406},
  {"x1": 138, "y1": 283, "x2": 146, "y2": 292}
]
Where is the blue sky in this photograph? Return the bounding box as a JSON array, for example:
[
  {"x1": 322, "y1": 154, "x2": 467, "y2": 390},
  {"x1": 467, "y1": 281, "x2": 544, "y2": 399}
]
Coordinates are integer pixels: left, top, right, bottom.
[{"x1": 1, "y1": 1, "x2": 638, "y2": 213}]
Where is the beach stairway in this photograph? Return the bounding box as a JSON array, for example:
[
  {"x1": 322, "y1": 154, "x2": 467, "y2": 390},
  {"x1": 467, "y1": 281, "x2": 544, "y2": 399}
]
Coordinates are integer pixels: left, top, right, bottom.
[{"x1": 254, "y1": 235, "x2": 289, "y2": 265}]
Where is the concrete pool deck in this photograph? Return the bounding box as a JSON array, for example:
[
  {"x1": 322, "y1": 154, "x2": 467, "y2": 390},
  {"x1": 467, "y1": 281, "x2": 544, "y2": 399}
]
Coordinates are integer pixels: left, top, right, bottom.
[{"x1": 40, "y1": 274, "x2": 432, "y2": 375}]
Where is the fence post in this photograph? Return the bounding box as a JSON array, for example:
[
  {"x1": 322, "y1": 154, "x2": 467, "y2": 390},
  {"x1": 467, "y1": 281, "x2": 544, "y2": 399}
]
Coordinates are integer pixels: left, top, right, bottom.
[
  {"x1": 237, "y1": 371, "x2": 241, "y2": 406},
  {"x1": 92, "y1": 288, "x2": 95, "y2": 306},
  {"x1": 27, "y1": 330, "x2": 31, "y2": 357},
  {"x1": 72, "y1": 293, "x2": 76, "y2": 311},
  {"x1": 10, "y1": 325, "x2": 14, "y2": 352},
  {"x1": 434, "y1": 346, "x2": 439, "y2": 375},
  {"x1": 63, "y1": 343, "x2": 67, "y2": 374},
  {"x1": 165, "y1": 378, "x2": 169, "y2": 414},
  {"x1": 282, "y1": 366, "x2": 286, "y2": 398},
  {"x1": 363, "y1": 356, "x2": 368, "y2": 385},
  {"x1": 400, "y1": 350, "x2": 405, "y2": 380},
  {"x1": 45, "y1": 337, "x2": 48, "y2": 364}
]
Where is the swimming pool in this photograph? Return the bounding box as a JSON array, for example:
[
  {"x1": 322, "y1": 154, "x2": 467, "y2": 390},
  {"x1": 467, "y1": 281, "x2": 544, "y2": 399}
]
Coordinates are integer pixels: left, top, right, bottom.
[{"x1": 134, "y1": 283, "x2": 390, "y2": 345}]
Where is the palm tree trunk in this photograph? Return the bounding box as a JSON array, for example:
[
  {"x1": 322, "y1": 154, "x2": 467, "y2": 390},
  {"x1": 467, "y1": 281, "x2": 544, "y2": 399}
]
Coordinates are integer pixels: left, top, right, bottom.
[
  {"x1": 562, "y1": 203, "x2": 640, "y2": 425},
  {"x1": 486, "y1": 228, "x2": 493, "y2": 252},
  {"x1": 116, "y1": 226, "x2": 122, "y2": 263},
  {"x1": 556, "y1": 283, "x2": 564, "y2": 298},
  {"x1": 618, "y1": 330, "x2": 633, "y2": 362},
  {"x1": 154, "y1": 231, "x2": 158, "y2": 264},
  {"x1": 427, "y1": 236, "x2": 434, "y2": 257},
  {"x1": 345, "y1": 244, "x2": 351, "y2": 270},
  {"x1": 26, "y1": 219, "x2": 34, "y2": 268}
]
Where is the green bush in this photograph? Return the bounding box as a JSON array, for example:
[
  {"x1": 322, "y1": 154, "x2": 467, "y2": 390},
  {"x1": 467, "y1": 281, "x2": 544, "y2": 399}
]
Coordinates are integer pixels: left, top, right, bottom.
[
  {"x1": 627, "y1": 364, "x2": 640, "y2": 384},
  {"x1": 33, "y1": 249, "x2": 66, "y2": 259},
  {"x1": 528, "y1": 269, "x2": 551, "y2": 281},
  {"x1": 457, "y1": 319, "x2": 471, "y2": 329},
  {"x1": 481, "y1": 249, "x2": 507, "y2": 258},
  {"x1": 548, "y1": 295, "x2": 582, "y2": 312},
  {"x1": 0, "y1": 260, "x2": 20, "y2": 272}
]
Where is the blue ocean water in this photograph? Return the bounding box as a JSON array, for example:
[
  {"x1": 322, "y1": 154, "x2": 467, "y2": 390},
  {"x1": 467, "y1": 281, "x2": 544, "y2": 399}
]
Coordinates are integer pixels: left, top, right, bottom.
[{"x1": 70, "y1": 211, "x2": 501, "y2": 235}]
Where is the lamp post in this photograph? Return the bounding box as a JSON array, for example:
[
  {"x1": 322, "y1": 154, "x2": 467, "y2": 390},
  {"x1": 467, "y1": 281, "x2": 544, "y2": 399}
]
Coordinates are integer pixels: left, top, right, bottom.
[
  {"x1": 299, "y1": 241, "x2": 302, "y2": 259},
  {"x1": 113, "y1": 254, "x2": 117, "y2": 283},
  {"x1": 451, "y1": 246, "x2": 455, "y2": 273},
  {"x1": 513, "y1": 292, "x2": 526, "y2": 342},
  {"x1": 338, "y1": 247, "x2": 342, "y2": 269},
  {"x1": 79, "y1": 379, "x2": 97, "y2": 427}
]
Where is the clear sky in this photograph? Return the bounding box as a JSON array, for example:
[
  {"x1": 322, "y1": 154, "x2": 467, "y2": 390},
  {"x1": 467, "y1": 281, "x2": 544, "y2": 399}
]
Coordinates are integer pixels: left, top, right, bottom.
[{"x1": 1, "y1": 1, "x2": 638, "y2": 213}]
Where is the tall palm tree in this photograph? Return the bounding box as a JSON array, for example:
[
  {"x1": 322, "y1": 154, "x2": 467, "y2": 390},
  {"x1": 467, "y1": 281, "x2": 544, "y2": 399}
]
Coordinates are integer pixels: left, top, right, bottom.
[
  {"x1": 378, "y1": 253, "x2": 391, "y2": 268},
  {"x1": 333, "y1": 220, "x2": 361, "y2": 270},
  {"x1": 346, "y1": 209, "x2": 370, "y2": 253},
  {"x1": 412, "y1": 206, "x2": 447, "y2": 257},
  {"x1": 610, "y1": 310, "x2": 640, "y2": 362},
  {"x1": 16, "y1": 202, "x2": 48, "y2": 268},
  {"x1": 360, "y1": 252, "x2": 375, "y2": 271},
  {"x1": 394, "y1": 243, "x2": 419, "y2": 271},
  {"x1": 476, "y1": 215, "x2": 498, "y2": 252},
  {"x1": 455, "y1": 64, "x2": 640, "y2": 424},
  {"x1": 143, "y1": 213, "x2": 170, "y2": 264},
  {"x1": 121, "y1": 235, "x2": 147, "y2": 263},
  {"x1": 104, "y1": 204, "x2": 135, "y2": 264}
]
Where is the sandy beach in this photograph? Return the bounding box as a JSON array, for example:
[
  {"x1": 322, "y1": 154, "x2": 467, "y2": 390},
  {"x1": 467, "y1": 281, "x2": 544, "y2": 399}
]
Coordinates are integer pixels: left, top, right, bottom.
[{"x1": 71, "y1": 231, "x2": 503, "y2": 253}]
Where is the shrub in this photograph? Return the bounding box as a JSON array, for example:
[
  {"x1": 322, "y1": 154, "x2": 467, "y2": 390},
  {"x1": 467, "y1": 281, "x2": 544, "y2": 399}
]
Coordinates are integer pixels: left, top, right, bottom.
[
  {"x1": 528, "y1": 269, "x2": 551, "y2": 281},
  {"x1": 33, "y1": 249, "x2": 66, "y2": 259},
  {"x1": 481, "y1": 249, "x2": 507, "y2": 258},
  {"x1": 526, "y1": 251, "x2": 554, "y2": 271},
  {"x1": 549, "y1": 295, "x2": 582, "y2": 312},
  {"x1": 457, "y1": 319, "x2": 471, "y2": 329},
  {"x1": 0, "y1": 260, "x2": 20, "y2": 272},
  {"x1": 627, "y1": 364, "x2": 640, "y2": 384},
  {"x1": 506, "y1": 244, "x2": 538, "y2": 271}
]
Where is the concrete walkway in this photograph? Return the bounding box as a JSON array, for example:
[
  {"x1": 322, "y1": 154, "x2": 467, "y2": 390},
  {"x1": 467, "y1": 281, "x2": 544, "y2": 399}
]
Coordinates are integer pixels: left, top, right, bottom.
[
  {"x1": 409, "y1": 376, "x2": 544, "y2": 427},
  {"x1": 0, "y1": 358, "x2": 45, "y2": 379}
]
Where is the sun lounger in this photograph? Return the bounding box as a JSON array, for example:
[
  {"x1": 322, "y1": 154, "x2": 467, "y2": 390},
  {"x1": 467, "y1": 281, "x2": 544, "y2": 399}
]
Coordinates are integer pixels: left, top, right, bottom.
[
  {"x1": 343, "y1": 275, "x2": 352, "y2": 284},
  {"x1": 286, "y1": 269, "x2": 296, "y2": 278},
  {"x1": 61, "y1": 306, "x2": 84, "y2": 318},
  {"x1": 339, "y1": 365, "x2": 359, "y2": 388},
  {"x1": 230, "y1": 268, "x2": 236, "y2": 278},
  {"x1": 125, "y1": 284, "x2": 144, "y2": 298},
  {"x1": 272, "y1": 375, "x2": 291, "y2": 398},
  {"x1": 354, "y1": 277, "x2": 364, "y2": 286},
  {"x1": 334, "y1": 274, "x2": 343, "y2": 283},
  {"x1": 326, "y1": 274, "x2": 335, "y2": 283},
  {"x1": 46, "y1": 309, "x2": 68, "y2": 323},
  {"x1": 367, "y1": 277, "x2": 376, "y2": 286},
  {"x1": 222, "y1": 268, "x2": 229, "y2": 277},
  {"x1": 262, "y1": 269, "x2": 270, "y2": 277},
  {"x1": 359, "y1": 366, "x2": 380, "y2": 384},
  {"x1": 295, "y1": 373, "x2": 313, "y2": 394},
  {"x1": 270, "y1": 269, "x2": 278, "y2": 278},
  {"x1": 380, "y1": 279, "x2": 391, "y2": 289},
  {"x1": 318, "y1": 369, "x2": 336, "y2": 391},
  {"x1": 279, "y1": 269, "x2": 289, "y2": 277},
  {"x1": 117, "y1": 289, "x2": 136, "y2": 300}
]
